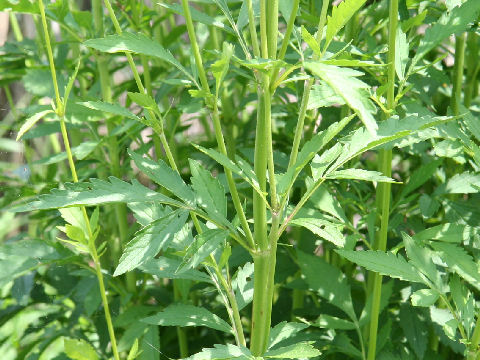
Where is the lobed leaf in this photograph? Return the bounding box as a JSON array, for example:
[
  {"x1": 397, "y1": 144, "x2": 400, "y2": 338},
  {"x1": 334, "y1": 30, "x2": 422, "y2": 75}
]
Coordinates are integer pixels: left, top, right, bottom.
[{"x1": 325, "y1": 0, "x2": 367, "y2": 50}]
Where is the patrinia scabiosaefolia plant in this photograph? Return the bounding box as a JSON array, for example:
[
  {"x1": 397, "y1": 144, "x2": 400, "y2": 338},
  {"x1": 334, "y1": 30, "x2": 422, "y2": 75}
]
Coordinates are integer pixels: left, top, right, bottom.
[{"x1": 4, "y1": 0, "x2": 480, "y2": 359}]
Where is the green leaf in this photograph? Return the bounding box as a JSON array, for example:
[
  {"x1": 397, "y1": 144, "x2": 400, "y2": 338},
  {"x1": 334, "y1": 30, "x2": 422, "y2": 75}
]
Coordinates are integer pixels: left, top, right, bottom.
[
  {"x1": 430, "y1": 242, "x2": 480, "y2": 291},
  {"x1": 326, "y1": 169, "x2": 396, "y2": 183},
  {"x1": 301, "y1": 26, "x2": 321, "y2": 57},
  {"x1": 158, "y1": 3, "x2": 234, "y2": 35},
  {"x1": 16, "y1": 109, "x2": 54, "y2": 141},
  {"x1": 398, "y1": 160, "x2": 442, "y2": 200},
  {"x1": 450, "y1": 275, "x2": 475, "y2": 338},
  {"x1": 278, "y1": 114, "x2": 354, "y2": 195},
  {"x1": 314, "y1": 315, "x2": 356, "y2": 330},
  {"x1": 11, "y1": 177, "x2": 187, "y2": 212},
  {"x1": 189, "y1": 159, "x2": 227, "y2": 221},
  {"x1": 211, "y1": 42, "x2": 234, "y2": 96},
  {"x1": 410, "y1": 289, "x2": 440, "y2": 307},
  {"x1": 307, "y1": 182, "x2": 348, "y2": 222},
  {"x1": 64, "y1": 338, "x2": 98, "y2": 360},
  {"x1": 129, "y1": 150, "x2": 196, "y2": 206},
  {"x1": 395, "y1": 26, "x2": 409, "y2": 81},
  {"x1": 126, "y1": 339, "x2": 139, "y2": 360},
  {"x1": 114, "y1": 209, "x2": 189, "y2": 276},
  {"x1": 290, "y1": 218, "x2": 345, "y2": 247},
  {"x1": 305, "y1": 62, "x2": 377, "y2": 135},
  {"x1": 403, "y1": 233, "x2": 442, "y2": 288},
  {"x1": 140, "y1": 257, "x2": 212, "y2": 283},
  {"x1": 325, "y1": 0, "x2": 367, "y2": 50},
  {"x1": 142, "y1": 304, "x2": 232, "y2": 333},
  {"x1": 414, "y1": 223, "x2": 474, "y2": 243},
  {"x1": 193, "y1": 144, "x2": 269, "y2": 206},
  {"x1": 268, "y1": 321, "x2": 308, "y2": 349},
  {"x1": 297, "y1": 250, "x2": 356, "y2": 320},
  {"x1": 399, "y1": 304, "x2": 428, "y2": 359},
  {"x1": 438, "y1": 172, "x2": 480, "y2": 194},
  {"x1": 78, "y1": 101, "x2": 141, "y2": 121},
  {"x1": 184, "y1": 344, "x2": 253, "y2": 360},
  {"x1": 232, "y1": 262, "x2": 254, "y2": 311},
  {"x1": 178, "y1": 229, "x2": 228, "y2": 270},
  {"x1": 412, "y1": 0, "x2": 480, "y2": 66},
  {"x1": 264, "y1": 342, "x2": 321, "y2": 358},
  {"x1": 336, "y1": 249, "x2": 425, "y2": 283},
  {"x1": 84, "y1": 32, "x2": 195, "y2": 85},
  {"x1": 307, "y1": 83, "x2": 345, "y2": 110}
]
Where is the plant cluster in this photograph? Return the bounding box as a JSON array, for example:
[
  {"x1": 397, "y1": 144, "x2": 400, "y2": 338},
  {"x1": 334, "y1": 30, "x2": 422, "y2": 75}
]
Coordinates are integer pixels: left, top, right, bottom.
[{"x1": 1, "y1": 0, "x2": 480, "y2": 359}]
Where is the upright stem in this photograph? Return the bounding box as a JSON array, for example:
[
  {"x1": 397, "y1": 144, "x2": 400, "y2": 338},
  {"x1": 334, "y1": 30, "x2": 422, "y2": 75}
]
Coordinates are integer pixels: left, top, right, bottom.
[
  {"x1": 181, "y1": 0, "x2": 255, "y2": 249},
  {"x1": 465, "y1": 32, "x2": 479, "y2": 108},
  {"x1": 468, "y1": 316, "x2": 480, "y2": 360},
  {"x1": 451, "y1": 33, "x2": 466, "y2": 116},
  {"x1": 367, "y1": 1, "x2": 398, "y2": 359},
  {"x1": 39, "y1": 2, "x2": 120, "y2": 359}
]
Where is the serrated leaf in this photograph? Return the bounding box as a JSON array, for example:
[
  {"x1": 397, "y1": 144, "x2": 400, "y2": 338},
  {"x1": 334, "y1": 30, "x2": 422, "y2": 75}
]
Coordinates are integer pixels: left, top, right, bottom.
[
  {"x1": 268, "y1": 321, "x2": 308, "y2": 349},
  {"x1": 411, "y1": 289, "x2": 439, "y2": 307},
  {"x1": 395, "y1": 26, "x2": 409, "y2": 81},
  {"x1": 189, "y1": 159, "x2": 227, "y2": 221},
  {"x1": 11, "y1": 177, "x2": 187, "y2": 212},
  {"x1": 211, "y1": 42, "x2": 234, "y2": 96},
  {"x1": 301, "y1": 26, "x2": 321, "y2": 57},
  {"x1": 179, "y1": 229, "x2": 228, "y2": 270},
  {"x1": 314, "y1": 314, "x2": 356, "y2": 330},
  {"x1": 84, "y1": 32, "x2": 195, "y2": 84},
  {"x1": 305, "y1": 62, "x2": 377, "y2": 135},
  {"x1": 193, "y1": 143, "x2": 269, "y2": 206},
  {"x1": 412, "y1": 0, "x2": 480, "y2": 66},
  {"x1": 78, "y1": 101, "x2": 141, "y2": 121},
  {"x1": 398, "y1": 160, "x2": 442, "y2": 200},
  {"x1": 184, "y1": 343, "x2": 253, "y2": 360},
  {"x1": 264, "y1": 342, "x2": 321, "y2": 358},
  {"x1": 16, "y1": 109, "x2": 54, "y2": 141},
  {"x1": 140, "y1": 257, "x2": 212, "y2": 283},
  {"x1": 232, "y1": 262, "x2": 254, "y2": 311},
  {"x1": 450, "y1": 275, "x2": 475, "y2": 337},
  {"x1": 114, "y1": 209, "x2": 189, "y2": 276},
  {"x1": 290, "y1": 218, "x2": 345, "y2": 247},
  {"x1": 414, "y1": 223, "x2": 474, "y2": 243},
  {"x1": 129, "y1": 150, "x2": 195, "y2": 206},
  {"x1": 307, "y1": 182, "x2": 348, "y2": 222},
  {"x1": 431, "y1": 242, "x2": 480, "y2": 291},
  {"x1": 142, "y1": 304, "x2": 232, "y2": 333},
  {"x1": 297, "y1": 250, "x2": 356, "y2": 320},
  {"x1": 278, "y1": 114, "x2": 354, "y2": 195},
  {"x1": 64, "y1": 338, "x2": 98, "y2": 360},
  {"x1": 336, "y1": 249, "x2": 424, "y2": 283},
  {"x1": 307, "y1": 83, "x2": 345, "y2": 110},
  {"x1": 403, "y1": 233, "x2": 442, "y2": 287},
  {"x1": 325, "y1": 0, "x2": 367, "y2": 49},
  {"x1": 326, "y1": 168, "x2": 395, "y2": 183},
  {"x1": 399, "y1": 304, "x2": 428, "y2": 359}
]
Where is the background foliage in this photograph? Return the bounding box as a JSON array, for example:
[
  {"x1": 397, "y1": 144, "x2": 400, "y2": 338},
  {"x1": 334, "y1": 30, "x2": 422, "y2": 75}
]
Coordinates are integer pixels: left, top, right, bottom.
[{"x1": 1, "y1": 0, "x2": 480, "y2": 359}]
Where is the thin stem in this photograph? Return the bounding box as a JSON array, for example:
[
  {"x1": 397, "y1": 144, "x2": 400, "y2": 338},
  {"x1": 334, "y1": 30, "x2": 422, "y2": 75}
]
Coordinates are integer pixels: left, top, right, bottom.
[
  {"x1": 286, "y1": 0, "x2": 329, "y2": 170},
  {"x1": 246, "y1": 0, "x2": 260, "y2": 58},
  {"x1": 367, "y1": 1, "x2": 398, "y2": 359},
  {"x1": 181, "y1": 0, "x2": 255, "y2": 249},
  {"x1": 267, "y1": 0, "x2": 279, "y2": 59},
  {"x1": 451, "y1": 33, "x2": 466, "y2": 116},
  {"x1": 259, "y1": 0, "x2": 268, "y2": 58},
  {"x1": 39, "y1": 2, "x2": 120, "y2": 359}
]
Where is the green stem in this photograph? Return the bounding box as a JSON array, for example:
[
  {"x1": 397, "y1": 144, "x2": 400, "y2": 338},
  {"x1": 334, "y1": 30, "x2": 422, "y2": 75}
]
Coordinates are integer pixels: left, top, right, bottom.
[
  {"x1": 39, "y1": 2, "x2": 120, "y2": 359},
  {"x1": 468, "y1": 316, "x2": 480, "y2": 360},
  {"x1": 286, "y1": 0, "x2": 329, "y2": 169},
  {"x1": 181, "y1": 0, "x2": 255, "y2": 249},
  {"x1": 451, "y1": 33, "x2": 466, "y2": 116},
  {"x1": 246, "y1": 0, "x2": 260, "y2": 58},
  {"x1": 173, "y1": 282, "x2": 189, "y2": 358},
  {"x1": 367, "y1": 1, "x2": 398, "y2": 359}
]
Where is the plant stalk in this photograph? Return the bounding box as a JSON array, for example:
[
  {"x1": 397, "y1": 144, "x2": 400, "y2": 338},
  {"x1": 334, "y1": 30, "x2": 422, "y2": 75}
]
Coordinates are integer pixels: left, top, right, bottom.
[
  {"x1": 451, "y1": 33, "x2": 466, "y2": 116},
  {"x1": 367, "y1": 0, "x2": 398, "y2": 359},
  {"x1": 39, "y1": 1, "x2": 120, "y2": 359}
]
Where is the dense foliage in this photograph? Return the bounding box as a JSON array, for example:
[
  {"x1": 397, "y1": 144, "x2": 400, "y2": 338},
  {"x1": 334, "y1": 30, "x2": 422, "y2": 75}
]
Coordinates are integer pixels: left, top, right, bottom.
[{"x1": 1, "y1": 0, "x2": 480, "y2": 359}]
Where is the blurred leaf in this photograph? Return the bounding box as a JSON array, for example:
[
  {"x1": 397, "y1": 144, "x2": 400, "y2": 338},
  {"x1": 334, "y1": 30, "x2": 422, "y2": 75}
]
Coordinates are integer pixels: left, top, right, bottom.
[
  {"x1": 64, "y1": 338, "x2": 98, "y2": 360},
  {"x1": 143, "y1": 304, "x2": 232, "y2": 333}
]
